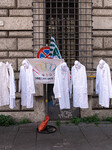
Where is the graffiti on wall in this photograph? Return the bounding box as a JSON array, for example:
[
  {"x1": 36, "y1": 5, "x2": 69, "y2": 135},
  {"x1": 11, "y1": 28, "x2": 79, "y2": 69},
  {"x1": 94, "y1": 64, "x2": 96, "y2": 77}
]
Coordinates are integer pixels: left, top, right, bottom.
[{"x1": 58, "y1": 110, "x2": 72, "y2": 119}]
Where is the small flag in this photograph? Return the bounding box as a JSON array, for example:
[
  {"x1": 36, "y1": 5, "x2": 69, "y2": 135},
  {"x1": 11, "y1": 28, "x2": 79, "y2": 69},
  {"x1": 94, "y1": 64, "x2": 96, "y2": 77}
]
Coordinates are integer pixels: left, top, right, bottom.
[{"x1": 49, "y1": 35, "x2": 62, "y2": 59}]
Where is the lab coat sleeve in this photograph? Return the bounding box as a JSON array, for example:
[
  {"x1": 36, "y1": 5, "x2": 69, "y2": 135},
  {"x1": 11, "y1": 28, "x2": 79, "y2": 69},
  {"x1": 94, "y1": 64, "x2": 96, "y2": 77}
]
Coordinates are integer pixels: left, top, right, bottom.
[
  {"x1": 83, "y1": 66, "x2": 88, "y2": 94},
  {"x1": 19, "y1": 67, "x2": 22, "y2": 92},
  {"x1": 107, "y1": 65, "x2": 112, "y2": 98},
  {"x1": 26, "y1": 65, "x2": 35, "y2": 109},
  {"x1": 9, "y1": 65, "x2": 16, "y2": 109},
  {"x1": 68, "y1": 68, "x2": 70, "y2": 92},
  {"x1": 29, "y1": 66, "x2": 35, "y2": 94},
  {"x1": 70, "y1": 69, "x2": 73, "y2": 97},
  {"x1": 53, "y1": 67, "x2": 61, "y2": 99},
  {"x1": 96, "y1": 66, "x2": 99, "y2": 94},
  {"x1": 6, "y1": 64, "x2": 10, "y2": 90}
]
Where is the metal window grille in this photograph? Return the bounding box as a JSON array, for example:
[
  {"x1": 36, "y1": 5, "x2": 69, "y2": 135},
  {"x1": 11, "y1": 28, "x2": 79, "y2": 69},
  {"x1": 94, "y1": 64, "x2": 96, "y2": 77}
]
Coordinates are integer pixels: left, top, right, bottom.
[{"x1": 32, "y1": 0, "x2": 93, "y2": 70}]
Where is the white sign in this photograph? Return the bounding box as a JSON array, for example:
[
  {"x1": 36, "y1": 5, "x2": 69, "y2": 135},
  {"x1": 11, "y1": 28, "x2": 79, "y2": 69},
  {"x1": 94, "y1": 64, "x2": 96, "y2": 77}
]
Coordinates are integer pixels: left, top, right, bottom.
[{"x1": 28, "y1": 58, "x2": 64, "y2": 84}]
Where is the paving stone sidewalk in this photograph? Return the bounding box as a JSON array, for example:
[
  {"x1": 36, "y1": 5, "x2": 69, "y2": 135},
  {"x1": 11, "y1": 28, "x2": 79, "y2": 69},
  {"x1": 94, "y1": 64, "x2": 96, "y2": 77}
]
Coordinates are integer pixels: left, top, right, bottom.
[{"x1": 0, "y1": 122, "x2": 112, "y2": 150}]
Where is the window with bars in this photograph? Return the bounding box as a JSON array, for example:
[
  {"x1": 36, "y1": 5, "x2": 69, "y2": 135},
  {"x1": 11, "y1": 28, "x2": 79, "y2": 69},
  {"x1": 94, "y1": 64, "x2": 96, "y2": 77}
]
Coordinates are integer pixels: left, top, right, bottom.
[
  {"x1": 32, "y1": 0, "x2": 93, "y2": 70},
  {"x1": 46, "y1": 0, "x2": 79, "y2": 68}
]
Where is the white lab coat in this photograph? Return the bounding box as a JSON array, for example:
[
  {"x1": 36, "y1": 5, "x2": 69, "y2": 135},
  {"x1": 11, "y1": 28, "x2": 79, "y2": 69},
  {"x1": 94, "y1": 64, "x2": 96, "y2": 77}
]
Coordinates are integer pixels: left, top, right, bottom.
[
  {"x1": 0, "y1": 62, "x2": 10, "y2": 106},
  {"x1": 53, "y1": 62, "x2": 70, "y2": 110},
  {"x1": 71, "y1": 61, "x2": 88, "y2": 108},
  {"x1": 96, "y1": 60, "x2": 112, "y2": 108},
  {"x1": 19, "y1": 59, "x2": 35, "y2": 108},
  {"x1": 6, "y1": 62, "x2": 16, "y2": 109}
]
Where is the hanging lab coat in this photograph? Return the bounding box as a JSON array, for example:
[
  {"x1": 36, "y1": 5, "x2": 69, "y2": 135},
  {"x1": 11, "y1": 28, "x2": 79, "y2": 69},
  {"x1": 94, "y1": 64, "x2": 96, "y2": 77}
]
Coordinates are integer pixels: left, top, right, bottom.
[
  {"x1": 19, "y1": 59, "x2": 35, "y2": 108},
  {"x1": 96, "y1": 60, "x2": 112, "y2": 108},
  {"x1": 71, "y1": 63, "x2": 88, "y2": 108},
  {"x1": 6, "y1": 62, "x2": 16, "y2": 109},
  {"x1": 53, "y1": 62, "x2": 70, "y2": 110},
  {"x1": 0, "y1": 62, "x2": 10, "y2": 106}
]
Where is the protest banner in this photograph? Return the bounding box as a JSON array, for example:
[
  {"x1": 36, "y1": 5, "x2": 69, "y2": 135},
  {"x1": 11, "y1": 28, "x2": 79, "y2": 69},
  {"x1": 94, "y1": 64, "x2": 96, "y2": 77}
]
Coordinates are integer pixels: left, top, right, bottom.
[{"x1": 28, "y1": 58, "x2": 64, "y2": 84}]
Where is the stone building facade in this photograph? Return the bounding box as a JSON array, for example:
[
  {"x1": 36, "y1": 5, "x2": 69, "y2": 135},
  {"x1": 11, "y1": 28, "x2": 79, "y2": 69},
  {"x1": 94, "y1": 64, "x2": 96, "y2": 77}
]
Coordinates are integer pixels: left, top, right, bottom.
[
  {"x1": 0, "y1": 0, "x2": 112, "y2": 122},
  {"x1": 82, "y1": 0, "x2": 112, "y2": 118}
]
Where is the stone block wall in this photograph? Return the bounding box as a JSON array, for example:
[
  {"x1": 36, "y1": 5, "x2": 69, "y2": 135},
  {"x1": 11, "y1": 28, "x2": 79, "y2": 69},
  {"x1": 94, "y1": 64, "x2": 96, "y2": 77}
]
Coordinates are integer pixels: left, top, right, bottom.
[
  {"x1": 0, "y1": 0, "x2": 33, "y2": 89},
  {"x1": 0, "y1": 0, "x2": 45, "y2": 122},
  {"x1": 93, "y1": 0, "x2": 112, "y2": 69},
  {"x1": 0, "y1": 0, "x2": 112, "y2": 121},
  {"x1": 81, "y1": 0, "x2": 112, "y2": 119},
  {"x1": 93, "y1": 0, "x2": 112, "y2": 104}
]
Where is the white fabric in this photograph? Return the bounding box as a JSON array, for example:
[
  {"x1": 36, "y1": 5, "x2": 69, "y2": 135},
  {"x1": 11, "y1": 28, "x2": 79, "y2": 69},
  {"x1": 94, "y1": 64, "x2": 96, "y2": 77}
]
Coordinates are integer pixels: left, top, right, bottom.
[
  {"x1": 71, "y1": 61, "x2": 88, "y2": 108},
  {"x1": 19, "y1": 59, "x2": 35, "y2": 108},
  {"x1": 53, "y1": 62, "x2": 70, "y2": 110},
  {"x1": 96, "y1": 60, "x2": 112, "y2": 108},
  {"x1": 6, "y1": 62, "x2": 16, "y2": 109},
  {"x1": 0, "y1": 62, "x2": 10, "y2": 106}
]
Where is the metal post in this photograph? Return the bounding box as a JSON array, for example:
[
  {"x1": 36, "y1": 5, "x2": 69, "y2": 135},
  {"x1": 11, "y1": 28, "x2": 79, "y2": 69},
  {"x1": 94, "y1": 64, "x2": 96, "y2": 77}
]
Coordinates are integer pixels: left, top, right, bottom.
[
  {"x1": 45, "y1": 84, "x2": 48, "y2": 115},
  {"x1": 45, "y1": 43, "x2": 48, "y2": 115}
]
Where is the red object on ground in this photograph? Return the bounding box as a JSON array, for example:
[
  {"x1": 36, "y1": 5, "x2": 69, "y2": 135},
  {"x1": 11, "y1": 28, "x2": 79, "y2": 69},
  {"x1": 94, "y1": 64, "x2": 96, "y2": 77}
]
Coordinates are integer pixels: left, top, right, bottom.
[{"x1": 38, "y1": 115, "x2": 50, "y2": 132}]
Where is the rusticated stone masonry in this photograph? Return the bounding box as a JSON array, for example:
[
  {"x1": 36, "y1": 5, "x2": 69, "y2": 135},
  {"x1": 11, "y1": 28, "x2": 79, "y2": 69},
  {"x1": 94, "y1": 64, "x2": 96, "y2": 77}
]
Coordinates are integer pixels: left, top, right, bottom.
[
  {"x1": 93, "y1": 0, "x2": 112, "y2": 70},
  {"x1": 0, "y1": 0, "x2": 45, "y2": 122},
  {"x1": 81, "y1": 0, "x2": 112, "y2": 119},
  {"x1": 0, "y1": 0, "x2": 33, "y2": 108},
  {"x1": 0, "y1": 0, "x2": 112, "y2": 121}
]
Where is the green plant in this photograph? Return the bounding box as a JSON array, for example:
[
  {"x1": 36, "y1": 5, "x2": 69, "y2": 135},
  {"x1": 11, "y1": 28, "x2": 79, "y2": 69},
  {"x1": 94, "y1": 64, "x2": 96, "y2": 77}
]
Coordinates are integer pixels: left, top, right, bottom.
[
  {"x1": 103, "y1": 117, "x2": 112, "y2": 122},
  {"x1": 71, "y1": 117, "x2": 83, "y2": 125},
  {"x1": 19, "y1": 118, "x2": 31, "y2": 124},
  {"x1": 65, "y1": 121, "x2": 69, "y2": 125},
  {"x1": 0, "y1": 115, "x2": 32, "y2": 126},
  {"x1": 82, "y1": 114, "x2": 100, "y2": 124},
  {"x1": 95, "y1": 122, "x2": 99, "y2": 126},
  {"x1": 0, "y1": 115, "x2": 17, "y2": 126},
  {"x1": 56, "y1": 120, "x2": 61, "y2": 127},
  {"x1": 70, "y1": 114, "x2": 100, "y2": 125}
]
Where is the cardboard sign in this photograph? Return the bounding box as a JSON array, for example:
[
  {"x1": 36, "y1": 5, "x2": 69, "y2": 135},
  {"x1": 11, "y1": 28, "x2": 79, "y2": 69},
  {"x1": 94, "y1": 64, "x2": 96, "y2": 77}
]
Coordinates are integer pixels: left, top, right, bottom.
[{"x1": 28, "y1": 58, "x2": 64, "y2": 84}]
